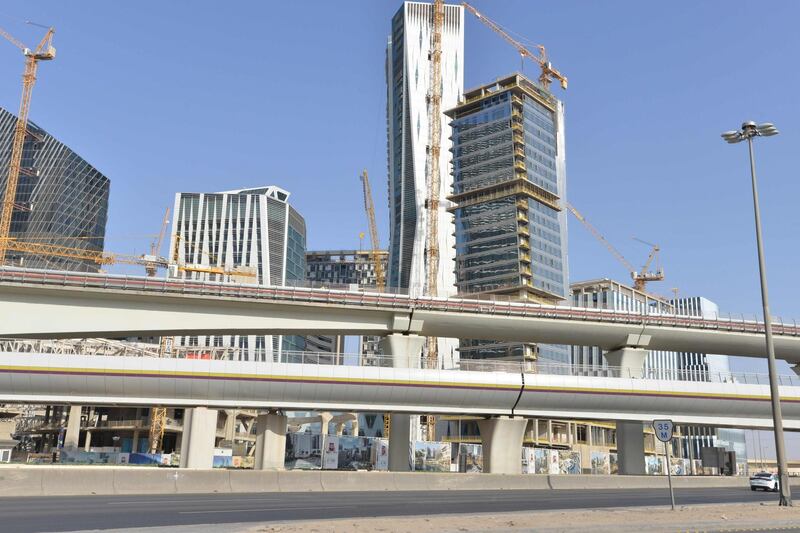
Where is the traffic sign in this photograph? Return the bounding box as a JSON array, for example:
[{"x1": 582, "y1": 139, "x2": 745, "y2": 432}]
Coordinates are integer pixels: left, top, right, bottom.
[{"x1": 653, "y1": 419, "x2": 674, "y2": 443}]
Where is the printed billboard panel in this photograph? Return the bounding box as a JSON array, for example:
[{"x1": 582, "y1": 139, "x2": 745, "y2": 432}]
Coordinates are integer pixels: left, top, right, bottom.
[
  {"x1": 610, "y1": 453, "x2": 618, "y2": 475},
  {"x1": 285, "y1": 432, "x2": 322, "y2": 470},
  {"x1": 458, "y1": 443, "x2": 483, "y2": 473},
  {"x1": 413, "y1": 441, "x2": 451, "y2": 472},
  {"x1": 548, "y1": 449, "x2": 560, "y2": 474},
  {"x1": 591, "y1": 451, "x2": 610, "y2": 475},
  {"x1": 521, "y1": 447, "x2": 535, "y2": 474},
  {"x1": 646, "y1": 455, "x2": 666, "y2": 475},
  {"x1": 534, "y1": 448, "x2": 549, "y2": 474},
  {"x1": 335, "y1": 436, "x2": 374, "y2": 470},
  {"x1": 559, "y1": 450, "x2": 581, "y2": 475},
  {"x1": 374, "y1": 439, "x2": 389, "y2": 471}
]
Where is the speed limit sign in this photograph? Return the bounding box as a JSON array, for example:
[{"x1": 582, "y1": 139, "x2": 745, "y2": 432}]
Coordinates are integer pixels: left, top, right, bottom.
[{"x1": 653, "y1": 419, "x2": 674, "y2": 443}]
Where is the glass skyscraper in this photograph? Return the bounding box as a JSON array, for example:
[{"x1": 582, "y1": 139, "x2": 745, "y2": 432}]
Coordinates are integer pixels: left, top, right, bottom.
[
  {"x1": 446, "y1": 73, "x2": 569, "y2": 362},
  {"x1": 170, "y1": 186, "x2": 307, "y2": 361},
  {"x1": 0, "y1": 107, "x2": 109, "y2": 271}
]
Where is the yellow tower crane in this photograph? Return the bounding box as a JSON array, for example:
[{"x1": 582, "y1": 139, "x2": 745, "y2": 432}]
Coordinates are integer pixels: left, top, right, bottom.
[
  {"x1": 462, "y1": 2, "x2": 567, "y2": 91},
  {"x1": 566, "y1": 203, "x2": 664, "y2": 292},
  {"x1": 359, "y1": 170, "x2": 385, "y2": 291},
  {"x1": 0, "y1": 25, "x2": 56, "y2": 264}
]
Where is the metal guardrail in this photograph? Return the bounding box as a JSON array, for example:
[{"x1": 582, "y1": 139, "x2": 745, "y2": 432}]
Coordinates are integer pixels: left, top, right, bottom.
[
  {"x1": 0, "y1": 266, "x2": 797, "y2": 338},
  {"x1": 2, "y1": 338, "x2": 797, "y2": 387}
]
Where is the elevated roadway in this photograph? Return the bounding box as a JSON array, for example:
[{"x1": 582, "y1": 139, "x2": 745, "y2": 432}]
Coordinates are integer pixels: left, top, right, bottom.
[
  {"x1": 1, "y1": 352, "x2": 799, "y2": 429},
  {"x1": 1, "y1": 267, "x2": 800, "y2": 362}
]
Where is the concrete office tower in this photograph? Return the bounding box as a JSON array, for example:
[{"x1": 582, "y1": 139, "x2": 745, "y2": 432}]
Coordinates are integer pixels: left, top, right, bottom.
[
  {"x1": 570, "y1": 279, "x2": 747, "y2": 471},
  {"x1": 446, "y1": 73, "x2": 569, "y2": 362},
  {"x1": 170, "y1": 186, "x2": 307, "y2": 362},
  {"x1": 305, "y1": 249, "x2": 389, "y2": 362},
  {"x1": 0, "y1": 107, "x2": 109, "y2": 271}
]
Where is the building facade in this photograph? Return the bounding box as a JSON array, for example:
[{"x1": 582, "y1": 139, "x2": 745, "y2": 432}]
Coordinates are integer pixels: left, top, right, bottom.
[
  {"x1": 0, "y1": 107, "x2": 109, "y2": 271},
  {"x1": 386, "y1": 1, "x2": 464, "y2": 364},
  {"x1": 305, "y1": 249, "x2": 389, "y2": 363},
  {"x1": 386, "y1": 1, "x2": 463, "y2": 297},
  {"x1": 446, "y1": 73, "x2": 569, "y2": 362},
  {"x1": 170, "y1": 186, "x2": 307, "y2": 361},
  {"x1": 569, "y1": 279, "x2": 747, "y2": 470}
]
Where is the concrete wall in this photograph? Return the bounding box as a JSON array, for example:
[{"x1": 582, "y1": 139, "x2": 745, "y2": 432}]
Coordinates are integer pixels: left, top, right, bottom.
[{"x1": 0, "y1": 467, "x2": 788, "y2": 497}]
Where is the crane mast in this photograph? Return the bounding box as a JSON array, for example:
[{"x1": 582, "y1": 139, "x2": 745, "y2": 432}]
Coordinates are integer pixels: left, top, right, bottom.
[
  {"x1": 0, "y1": 26, "x2": 56, "y2": 264},
  {"x1": 424, "y1": 0, "x2": 444, "y2": 372},
  {"x1": 359, "y1": 170, "x2": 385, "y2": 291}
]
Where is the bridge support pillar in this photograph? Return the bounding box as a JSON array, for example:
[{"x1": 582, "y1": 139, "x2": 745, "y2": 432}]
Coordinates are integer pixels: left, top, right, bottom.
[
  {"x1": 380, "y1": 333, "x2": 425, "y2": 368},
  {"x1": 478, "y1": 416, "x2": 527, "y2": 474},
  {"x1": 179, "y1": 407, "x2": 218, "y2": 469},
  {"x1": 255, "y1": 411, "x2": 287, "y2": 470},
  {"x1": 616, "y1": 421, "x2": 646, "y2": 475},
  {"x1": 64, "y1": 405, "x2": 82, "y2": 449},
  {"x1": 605, "y1": 347, "x2": 649, "y2": 378},
  {"x1": 388, "y1": 413, "x2": 412, "y2": 471}
]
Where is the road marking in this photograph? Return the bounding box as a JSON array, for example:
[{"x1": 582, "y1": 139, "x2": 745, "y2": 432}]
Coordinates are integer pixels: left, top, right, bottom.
[{"x1": 179, "y1": 505, "x2": 347, "y2": 515}]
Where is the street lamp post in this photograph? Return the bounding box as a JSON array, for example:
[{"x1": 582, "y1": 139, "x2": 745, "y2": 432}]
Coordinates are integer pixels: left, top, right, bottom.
[{"x1": 721, "y1": 121, "x2": 791, "y2": 506}]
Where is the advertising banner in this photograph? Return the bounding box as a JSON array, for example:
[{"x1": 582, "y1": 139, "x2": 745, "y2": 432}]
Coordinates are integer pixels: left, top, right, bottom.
[
  {"x1": 646, "y1": 455, "x2": 665, "y2": 475},
  {"x1": 458, "y1": 444, "x2": 483, "y2": 473},
  {"x1": 548, "y1": 449, "x2": 560, "y2": 474},
  {"x1": 534, "y1": 448, "x2": 548, "y2": 474},
  {"x1": 558, "y1": 450, "x2": 581, "y2": 474},
  {"x1": 285, "y1": 432, "x2": 322, "y2": 470},
  {"x1": 610, "y1": 453, "x2": 619, "y2": 475},
  {"x1": 374, "y1": 439, "x2": 389, "y2": 471},
  {"x1": 521, "y1": 447, "x2": 535, "y2": 474},
  {"x1": 335, "y1": 436, "x2": 374, "y2": 470},
  {"x1": 413, "y1": 441, "x2": 451, "y2": 472},
  {"x1": 322, "y1": 436, "x2": 339, "y2": 470},
  {"x1": 591, "y1": 451, "x2": 610, "y2": 475}
]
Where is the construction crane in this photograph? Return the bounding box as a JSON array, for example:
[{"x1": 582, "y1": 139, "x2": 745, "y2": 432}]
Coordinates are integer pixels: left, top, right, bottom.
[
  {"x1": 359, "y1": 170, "x2": 385, "y2": 291},
  {"x1": 0, "y1": 25, "x2": 56, "y2": 264},
  {"x1": 462, "y1": 2, "x2": 567, "y2": 91},
  {"x1": 566, "y1": 203, "x2": 664, "y2": 292},
  {"x1": 421, "y1": 0, "x2": 446, "y2": 442},
  {"x1": 144, "y1": 208, "x2": 170, "y2": 277}
]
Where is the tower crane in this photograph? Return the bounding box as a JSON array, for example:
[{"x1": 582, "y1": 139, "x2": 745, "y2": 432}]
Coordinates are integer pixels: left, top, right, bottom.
[
  {"x1": 566, "y1": 203, "x2": 664, "y2": 292},
  {"x1": 420, "y1": 0, "x2": 446, "y2": 442},
  {"x1": 359, "y1": 170, "x2": 385, "y2": 291},
  {"x1": 0, "y1": 25, "x2": 56, "y2": 264},
  {"x1": 462, "y1": 2, "x2": 567, "y2": 91},
  {"x1": 144, "y1": 207, "x2": 170, "y2": 277}
]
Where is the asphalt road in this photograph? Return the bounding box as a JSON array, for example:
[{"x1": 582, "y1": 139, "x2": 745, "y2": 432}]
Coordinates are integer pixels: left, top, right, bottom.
[{"x1": 0, "y1": 487, "x2": 783, "y2": 533}]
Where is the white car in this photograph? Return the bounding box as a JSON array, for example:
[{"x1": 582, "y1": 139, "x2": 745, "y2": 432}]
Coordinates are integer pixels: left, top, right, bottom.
[{"x1": 750, "y1": 472, "x2": 779, "y2": 492}]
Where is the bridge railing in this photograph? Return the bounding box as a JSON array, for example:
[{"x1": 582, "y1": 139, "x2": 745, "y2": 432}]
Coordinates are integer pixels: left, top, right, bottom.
[{"x1": 1, "y1": 266, "x2": 799, "y2": 338}]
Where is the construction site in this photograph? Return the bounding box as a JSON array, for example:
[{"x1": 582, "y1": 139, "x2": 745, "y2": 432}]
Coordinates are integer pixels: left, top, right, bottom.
[{"x1": 0, "y1": 0, "x2": 793, "y2": 506}]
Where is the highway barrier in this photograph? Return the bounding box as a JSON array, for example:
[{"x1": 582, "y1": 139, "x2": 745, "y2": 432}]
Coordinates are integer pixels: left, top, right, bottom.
[{"x1": 0, "y1": 466, "x2": 785, "y2": 497}]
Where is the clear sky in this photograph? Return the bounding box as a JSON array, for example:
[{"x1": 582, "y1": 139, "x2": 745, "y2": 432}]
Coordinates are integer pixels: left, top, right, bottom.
[{"x1": 0, "y1": 1, "x2": 798, "y2": 455}]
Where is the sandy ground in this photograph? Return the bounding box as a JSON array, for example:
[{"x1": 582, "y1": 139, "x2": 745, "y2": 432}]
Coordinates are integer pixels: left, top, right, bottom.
[{"x1": 77, "y1": 503, "x2": 800, "y2": 533}]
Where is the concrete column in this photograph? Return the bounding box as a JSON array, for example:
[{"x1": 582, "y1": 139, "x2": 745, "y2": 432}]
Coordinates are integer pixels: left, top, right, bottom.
[
  {"x1": 131, "y1": 430, "x2": 140, "y2": 453},
  {"x1": 223, "y1": 410, "x2": 237, "y2": 442},
  {"x1": 379, "y1": 334, "x2": 425, "y2": 369},
  {"x1": 381, "y1": 333, "x2": 425, "y2": 472},
  {"x1": 604, "y1": 347, "x2": 649, "y2": 378},
  {"x1": 388, "y1": 413, "x2": 412, "y2": 471},
  {"x1": 64, "y1": 405, "x2": 82, "y2": 449},
  {"x1": 616, "y1": 420, "x2": 646, "y2": 475},
  {"x1": 179, "y1": 407, "x2": 218, "y2": 469},
  {"x1": 84, "y1": 430, "x2": 92, "y2": 452},
  {"x1": 351, "y1": 417, "x2": 360, "y2": 437},
  {"x1": 254, "y1": 411, "x2": 287, "y2": 470},
  {"x1": 319, "y1": 412, "x2": 333, "y2": 437},
  {"x1": 547, "y1": 419, "x2": 553, "y2": 444},
  {"x1": 478, "y1": 416, "x2": 528, "y2": 475}
]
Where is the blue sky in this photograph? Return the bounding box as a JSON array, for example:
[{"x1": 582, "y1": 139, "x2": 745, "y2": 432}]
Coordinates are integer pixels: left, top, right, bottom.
[{"x1": 0, "y1": 2, "x2": 798, "y2": 453}]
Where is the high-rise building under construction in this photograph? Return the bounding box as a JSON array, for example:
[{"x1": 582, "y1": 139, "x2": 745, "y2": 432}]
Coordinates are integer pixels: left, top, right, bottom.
[
  {"x1": 0, "y1": 107, "x2": 109, "y2": 271},
  {"x1": 386, "y1": 1, "x2": 463, "y2": 297},
  {"x1": 446, "y1": 73, "x2": 569, "y2": 362}
]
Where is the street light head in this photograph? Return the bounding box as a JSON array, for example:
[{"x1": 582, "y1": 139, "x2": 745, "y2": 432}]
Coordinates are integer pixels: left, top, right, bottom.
[
  {"x1": 721, "y1": 130, "x2": 741, "y2": 143},
  {"x1": 742, "y1": 120, "x2": 758, "y2": 130},
  {"x1": 757, "y1": 122, "x2": 779, "y2": 137}
]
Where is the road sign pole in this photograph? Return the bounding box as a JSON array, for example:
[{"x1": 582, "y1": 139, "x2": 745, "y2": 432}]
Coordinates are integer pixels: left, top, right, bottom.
[{"x1": 666, "y1": 440, "x2": 675, "y2": 510}]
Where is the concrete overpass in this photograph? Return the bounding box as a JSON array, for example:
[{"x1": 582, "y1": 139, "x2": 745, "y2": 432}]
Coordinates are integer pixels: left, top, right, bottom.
[
  {"x1": 1, "y1": 267, "x2": 800, "y2": 366},
  {"x1": 2, "y1": 351, "x2": 799, "y2": 475}
]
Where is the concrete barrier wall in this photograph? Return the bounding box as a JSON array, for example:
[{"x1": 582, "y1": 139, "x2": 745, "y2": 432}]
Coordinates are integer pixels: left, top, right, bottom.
[{"x1": 0, "y1": 466, "x2": 793, "y2": 497}]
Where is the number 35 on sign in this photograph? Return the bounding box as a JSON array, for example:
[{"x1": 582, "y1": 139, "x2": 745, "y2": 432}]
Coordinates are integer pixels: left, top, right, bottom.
[{"x1": 653, "y1": 419, "x2": 674, "y2": 442}]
